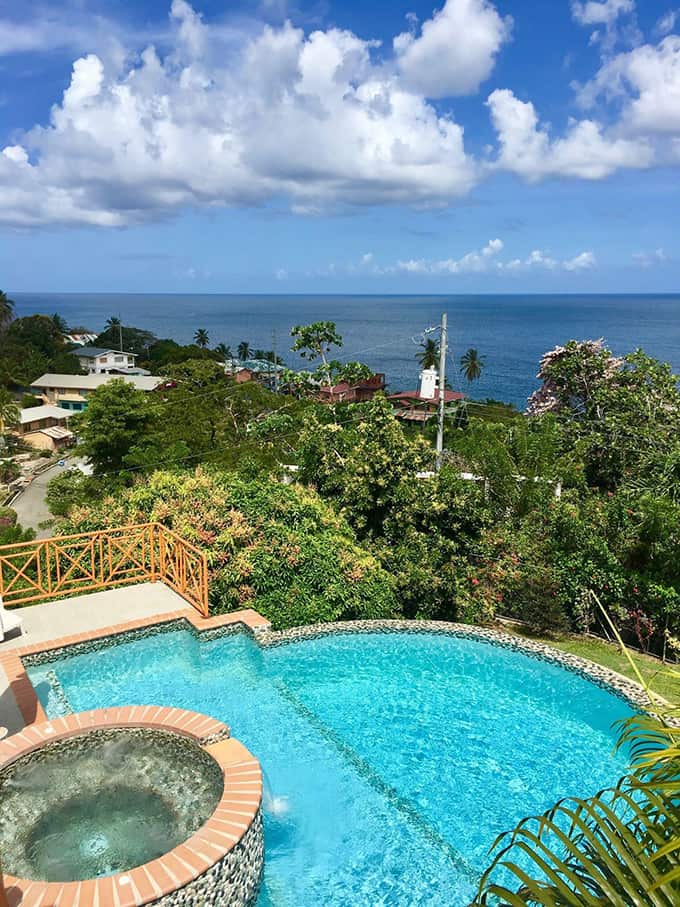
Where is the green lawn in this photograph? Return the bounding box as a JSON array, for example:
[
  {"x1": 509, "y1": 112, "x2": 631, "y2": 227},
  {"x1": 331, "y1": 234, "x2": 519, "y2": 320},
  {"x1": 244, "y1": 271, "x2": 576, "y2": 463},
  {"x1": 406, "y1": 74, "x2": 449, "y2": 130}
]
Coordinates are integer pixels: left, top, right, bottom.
[{"x1": 510, "y1": 628, "x2": 679, "y2": 704}]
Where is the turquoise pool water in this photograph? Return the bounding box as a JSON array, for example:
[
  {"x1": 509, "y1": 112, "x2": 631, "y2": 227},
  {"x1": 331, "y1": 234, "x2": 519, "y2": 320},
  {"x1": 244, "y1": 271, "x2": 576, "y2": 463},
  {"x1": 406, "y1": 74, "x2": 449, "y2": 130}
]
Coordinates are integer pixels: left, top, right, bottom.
[{"x1": 28, "y1": 629, "x2": 635, "y2": 905}]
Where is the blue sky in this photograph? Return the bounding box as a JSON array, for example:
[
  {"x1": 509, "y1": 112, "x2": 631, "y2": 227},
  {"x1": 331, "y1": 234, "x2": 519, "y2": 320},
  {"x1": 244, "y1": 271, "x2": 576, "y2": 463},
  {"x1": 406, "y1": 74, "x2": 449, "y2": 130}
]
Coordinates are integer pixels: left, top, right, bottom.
[{"x1": 0, "y1": 0, "x2": 679, "y2": 293}]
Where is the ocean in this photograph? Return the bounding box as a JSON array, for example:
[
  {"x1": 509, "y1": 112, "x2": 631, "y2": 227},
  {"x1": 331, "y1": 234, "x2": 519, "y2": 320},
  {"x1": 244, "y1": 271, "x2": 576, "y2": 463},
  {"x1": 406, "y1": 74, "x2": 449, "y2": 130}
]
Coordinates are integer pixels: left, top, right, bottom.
[{"x1": 11, "y1": 293, "x2": 680, "y2": 409}]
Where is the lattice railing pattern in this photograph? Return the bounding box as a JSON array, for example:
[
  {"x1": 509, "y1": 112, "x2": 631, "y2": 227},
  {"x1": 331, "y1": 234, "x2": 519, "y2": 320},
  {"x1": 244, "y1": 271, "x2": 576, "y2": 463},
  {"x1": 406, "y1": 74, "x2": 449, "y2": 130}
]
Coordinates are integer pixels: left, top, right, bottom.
[{"x1": 0, "y1": 523, "x2": 209, "y2": 616}]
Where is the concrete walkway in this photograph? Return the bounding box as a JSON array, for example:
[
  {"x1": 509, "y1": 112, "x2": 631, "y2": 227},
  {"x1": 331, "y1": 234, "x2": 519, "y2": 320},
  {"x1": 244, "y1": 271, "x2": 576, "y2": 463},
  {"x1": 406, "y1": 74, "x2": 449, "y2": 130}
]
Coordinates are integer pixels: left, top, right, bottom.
[{"x1": 0, "y1": 583, "x2": 189, "y2": 735}]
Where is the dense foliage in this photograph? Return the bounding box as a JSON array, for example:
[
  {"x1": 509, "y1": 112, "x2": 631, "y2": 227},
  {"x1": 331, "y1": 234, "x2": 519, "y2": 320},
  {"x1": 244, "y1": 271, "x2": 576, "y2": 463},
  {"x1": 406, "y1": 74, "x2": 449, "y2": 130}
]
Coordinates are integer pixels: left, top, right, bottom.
[
  {"x1": 0, "y1": 314, "x2": 84, "y2": 385},
  {"x1": 41, "y1": 333, "x2": 680, "y2": 655},
  {"x1": 60, "y1": 468, "x2": 396, "y2": 629}
]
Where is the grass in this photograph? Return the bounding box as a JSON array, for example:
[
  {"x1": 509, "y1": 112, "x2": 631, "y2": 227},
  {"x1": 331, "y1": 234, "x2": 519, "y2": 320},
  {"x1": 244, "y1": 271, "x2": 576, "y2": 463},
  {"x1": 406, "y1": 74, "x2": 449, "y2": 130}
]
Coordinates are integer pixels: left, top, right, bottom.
[{"x1": 509, "y1": 627, "x2": 680, "y2": 704}]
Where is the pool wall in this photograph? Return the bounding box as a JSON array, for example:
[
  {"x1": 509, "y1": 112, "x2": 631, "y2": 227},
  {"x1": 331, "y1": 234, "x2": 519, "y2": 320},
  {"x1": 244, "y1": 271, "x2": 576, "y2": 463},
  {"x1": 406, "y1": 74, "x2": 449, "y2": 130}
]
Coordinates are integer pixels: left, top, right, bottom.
[{"x1": 0, "y1": 707, "x2": 264, "y2": 907}]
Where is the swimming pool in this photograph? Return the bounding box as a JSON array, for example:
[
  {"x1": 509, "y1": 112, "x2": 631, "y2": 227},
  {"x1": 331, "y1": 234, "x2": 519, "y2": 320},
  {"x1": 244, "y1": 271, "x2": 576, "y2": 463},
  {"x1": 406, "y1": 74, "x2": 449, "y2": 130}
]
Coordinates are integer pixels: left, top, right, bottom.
[{"x1": 28, "y1": 626, "x2": 636, "y2": 905}]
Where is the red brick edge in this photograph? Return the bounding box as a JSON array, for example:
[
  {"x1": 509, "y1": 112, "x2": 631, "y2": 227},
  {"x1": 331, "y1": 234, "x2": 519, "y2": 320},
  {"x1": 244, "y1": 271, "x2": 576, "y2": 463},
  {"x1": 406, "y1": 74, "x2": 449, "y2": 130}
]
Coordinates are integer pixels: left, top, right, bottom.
[
  {"x1": 0, "y1": 707, "x2": 263, "y2": 907},
  {"x1": 0, "y1": 608, "x2": 271, "y2": 729}
]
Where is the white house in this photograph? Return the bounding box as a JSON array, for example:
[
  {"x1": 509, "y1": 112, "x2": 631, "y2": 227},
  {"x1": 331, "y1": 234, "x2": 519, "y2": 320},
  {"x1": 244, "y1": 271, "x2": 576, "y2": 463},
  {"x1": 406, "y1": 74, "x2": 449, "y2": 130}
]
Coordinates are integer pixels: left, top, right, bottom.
[{"x1": 71, "y1": 346, "x2": 139, "y2": 374}]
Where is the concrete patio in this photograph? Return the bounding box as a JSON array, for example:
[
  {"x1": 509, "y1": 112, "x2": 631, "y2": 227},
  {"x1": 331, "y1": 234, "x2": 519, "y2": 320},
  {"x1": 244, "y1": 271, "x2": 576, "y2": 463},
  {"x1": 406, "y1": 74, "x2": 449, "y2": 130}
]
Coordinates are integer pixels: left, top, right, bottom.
[{"x1": 0, "y1": 583, "x2": 190, "y2": 736}]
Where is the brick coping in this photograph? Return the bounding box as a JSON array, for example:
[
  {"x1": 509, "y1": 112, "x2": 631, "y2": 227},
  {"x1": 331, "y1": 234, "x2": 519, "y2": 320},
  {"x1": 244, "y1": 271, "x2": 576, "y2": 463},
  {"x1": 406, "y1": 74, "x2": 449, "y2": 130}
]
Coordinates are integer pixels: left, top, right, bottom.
[{"x1": 0, "y1": 707, "x2": 262, "y2": 907}]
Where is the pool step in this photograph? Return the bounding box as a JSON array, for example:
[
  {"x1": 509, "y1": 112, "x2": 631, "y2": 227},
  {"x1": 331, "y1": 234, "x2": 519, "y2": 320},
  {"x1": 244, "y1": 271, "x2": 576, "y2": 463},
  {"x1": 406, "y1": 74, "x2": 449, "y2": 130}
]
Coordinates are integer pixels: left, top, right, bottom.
[{"x1": 272, "y1": 678, "x2": 480, "y2": 889}]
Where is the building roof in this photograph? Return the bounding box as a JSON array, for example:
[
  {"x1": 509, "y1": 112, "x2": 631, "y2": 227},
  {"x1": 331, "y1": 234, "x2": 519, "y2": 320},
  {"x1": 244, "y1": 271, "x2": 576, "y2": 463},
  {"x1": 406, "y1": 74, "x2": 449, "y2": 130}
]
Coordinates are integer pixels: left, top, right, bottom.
[
  {"x1": 72, "y1": 346, "x2": 136, "y2": 359},
  {"x1": 38, "y1": 426, "x2": 74, "y2": 440},
  {"x1": 19, "y1": 405, "x2": 72, "y2": 425},
  {"x1": 31, "y1": 373, "x2": 162, "y2": 392},
  {"x1": 242, "y1": 359, "x2": 284, "y2": 373},
  {"x1": 388, "y1": 389, "x2": 465, "y2": 404}
]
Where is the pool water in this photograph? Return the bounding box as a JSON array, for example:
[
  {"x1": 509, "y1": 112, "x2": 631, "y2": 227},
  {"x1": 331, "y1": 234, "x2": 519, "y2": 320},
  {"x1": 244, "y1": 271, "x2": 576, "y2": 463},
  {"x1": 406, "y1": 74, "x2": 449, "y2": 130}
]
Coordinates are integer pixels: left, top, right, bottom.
[
  {"x1": 28, "y1": 629, "x2": 635, "y2": 905},
  {"x1": 0, "y1": 729, "x2": 223, "y2": 882}
]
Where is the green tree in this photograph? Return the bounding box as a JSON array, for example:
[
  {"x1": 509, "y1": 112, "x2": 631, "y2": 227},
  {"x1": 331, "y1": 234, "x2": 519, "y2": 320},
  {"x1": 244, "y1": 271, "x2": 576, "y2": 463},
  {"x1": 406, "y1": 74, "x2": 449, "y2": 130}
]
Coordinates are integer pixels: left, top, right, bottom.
[
  {"x1": 460, "y1": 348, "x2": 485, "y2": 383},
  {"x1": 159, "y1": 359, "x2": 230, "y2": 451},
  {"x1": 73, "y1": 380, "x2": 156, "y2": 475},
  {"x1": 194, "y1": 328, "x2": 209, "y2": 349},
  {"x1": 95, "y1": 324, "x2": 157, "y2": 358},
  {"x1": 237, "y1": 341, "x2": 251, "y2": 361},
  {"x1": 51, "y1": 313, "x2": 69, "y2": 334},
  {"x1": 0, "y1": 388, "x2": 19, "y2": 433},
  {"x1": 416, "y1": 337, "x2": 439, "y2": 369},
  {"x1": 60, "y1": 467, "x2": 397, "y2": 629},
  {"x1": 0, "y1": 290, "x2": 15, "y2": 332},
  {"x1": 290, "y1": 321, "x2": 343, "y2": 390},
  {"x1": 215, "y1": 343, "x2": 232, "y2": 360}
]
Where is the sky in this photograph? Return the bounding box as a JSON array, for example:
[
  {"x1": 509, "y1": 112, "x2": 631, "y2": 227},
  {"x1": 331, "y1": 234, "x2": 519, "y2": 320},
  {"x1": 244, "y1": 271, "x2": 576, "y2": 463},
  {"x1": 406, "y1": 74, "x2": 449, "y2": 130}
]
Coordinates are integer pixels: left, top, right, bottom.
[{"x1": 0, "y1": 0, "x2": 679, "y2": 294}]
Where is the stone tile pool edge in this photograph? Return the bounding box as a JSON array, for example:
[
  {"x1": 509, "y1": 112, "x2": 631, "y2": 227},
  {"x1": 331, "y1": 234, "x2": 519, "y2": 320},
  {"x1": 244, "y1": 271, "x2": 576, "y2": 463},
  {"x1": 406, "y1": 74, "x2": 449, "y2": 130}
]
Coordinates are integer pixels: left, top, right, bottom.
[{"x1": 6, "y1": 608, "x2": 656, "y2": 722}]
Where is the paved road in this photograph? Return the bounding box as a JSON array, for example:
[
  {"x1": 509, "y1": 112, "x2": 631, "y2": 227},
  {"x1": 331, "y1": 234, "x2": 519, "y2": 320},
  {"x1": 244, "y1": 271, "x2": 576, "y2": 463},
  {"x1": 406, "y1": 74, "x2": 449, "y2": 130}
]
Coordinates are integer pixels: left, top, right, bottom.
[{"x1": 10, "y1": 462, "x2": 66, "y2": 538}]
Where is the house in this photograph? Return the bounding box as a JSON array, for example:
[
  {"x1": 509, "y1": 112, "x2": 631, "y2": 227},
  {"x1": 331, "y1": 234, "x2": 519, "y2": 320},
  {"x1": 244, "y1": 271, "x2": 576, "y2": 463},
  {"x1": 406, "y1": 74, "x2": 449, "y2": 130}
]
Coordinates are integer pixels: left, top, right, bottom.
[
  {"x1": 15, "y1": 405, "x2": 74, "y2": 452},
  {"x1": 30, "y1": 373, "x2": 164, "y2": 412},
  {"x1": 71, "y1": 346, "x2": 139, "y2": 375},
  {"x1": 388, "y1": 387, "x2": 466, "y2": 422},
  {"x1": 318, "y1": 373, "x2": 386, "y2": 403},
  {"x1": 235, "y1": 368, "x2": 256, "y2": 384},
  {"x1": 233, "y1": 360, "x2": 285, "y2": 390},
  {"x1": 388, "y1": 368, "x2": 464, "y2": 422}
]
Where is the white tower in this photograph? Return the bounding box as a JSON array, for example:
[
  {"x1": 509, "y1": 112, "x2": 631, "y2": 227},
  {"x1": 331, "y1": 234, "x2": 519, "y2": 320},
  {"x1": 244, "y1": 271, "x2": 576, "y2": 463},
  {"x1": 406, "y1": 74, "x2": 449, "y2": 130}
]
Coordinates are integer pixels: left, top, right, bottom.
[{"x1": 419, "y1": 367, "x2": 439, "y2": 400}]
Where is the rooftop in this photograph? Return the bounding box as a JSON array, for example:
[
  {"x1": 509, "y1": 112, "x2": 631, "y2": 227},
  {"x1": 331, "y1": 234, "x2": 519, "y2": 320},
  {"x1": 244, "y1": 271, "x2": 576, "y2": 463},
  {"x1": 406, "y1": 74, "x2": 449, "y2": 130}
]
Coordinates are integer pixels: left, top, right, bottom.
[
  {"x1": 72, "y1": 346, "x2": 136, "y2": 359},
  {"x1": 388, "y1": 388, "x2": 465, "y2": 404},
  {"x1": 31, "y1": 373, "x2": 163, "y2": 391},
  {"x1": 18, "y1": 404, "x2": 71, "y2": 424}
]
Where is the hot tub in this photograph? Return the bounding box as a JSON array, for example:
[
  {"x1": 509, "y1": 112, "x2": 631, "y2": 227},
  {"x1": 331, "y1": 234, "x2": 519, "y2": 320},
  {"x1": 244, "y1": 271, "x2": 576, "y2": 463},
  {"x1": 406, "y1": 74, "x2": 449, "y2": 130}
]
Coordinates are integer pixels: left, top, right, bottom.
[{"x1": 0, "y1": 707, "x2": 263, "y2": 906}]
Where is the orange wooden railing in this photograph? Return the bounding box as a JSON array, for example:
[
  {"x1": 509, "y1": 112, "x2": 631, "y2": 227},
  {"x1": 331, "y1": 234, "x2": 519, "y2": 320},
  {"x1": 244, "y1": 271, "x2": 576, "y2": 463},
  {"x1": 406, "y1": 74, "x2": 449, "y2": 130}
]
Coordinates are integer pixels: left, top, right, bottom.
[{"x1": 0, "y1": 523, "x2": 209, "y2": 617}]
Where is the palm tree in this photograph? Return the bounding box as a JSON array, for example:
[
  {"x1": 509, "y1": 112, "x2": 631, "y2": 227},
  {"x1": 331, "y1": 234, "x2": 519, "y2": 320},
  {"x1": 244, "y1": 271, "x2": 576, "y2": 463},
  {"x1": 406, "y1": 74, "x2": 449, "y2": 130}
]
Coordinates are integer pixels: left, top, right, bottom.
[
  {"x1": 215, "y1": 343, "x2": 232, "y2": 360},
  {"x1": 416, "y1": 338, "x2": 439, "y2": 370},
  {"x1": 237, "y1": 341, "x2": 251, "y2": 361},
  {"x1": 105, "y1": 316, "x2": 121, "y2": 331},
  {"x1": 460, "y1": 348, "x2": 485, "y2": 383},
  {"x1": 194, "y1": 328, "x2": 209, "y2": 348},
  {"x1": 0, "y1": 388, "x2": 19, "y2": 433},
  {"x1": 0, "y1": 290, "x2": 15, "y2": 332}
]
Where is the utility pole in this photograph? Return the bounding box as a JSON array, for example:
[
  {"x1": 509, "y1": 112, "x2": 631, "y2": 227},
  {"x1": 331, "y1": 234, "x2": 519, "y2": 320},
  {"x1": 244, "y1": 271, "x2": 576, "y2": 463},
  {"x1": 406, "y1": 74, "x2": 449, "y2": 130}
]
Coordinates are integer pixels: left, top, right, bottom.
[
  {"x1": 435, "y1": 312, "x2": 447, "y2": 472},
  {"x1": 272, "y1": 329, "x2": 279, "y2": 393},
  {"x1": 118, "y1": 309, "x2": 123, "y2": 353}
]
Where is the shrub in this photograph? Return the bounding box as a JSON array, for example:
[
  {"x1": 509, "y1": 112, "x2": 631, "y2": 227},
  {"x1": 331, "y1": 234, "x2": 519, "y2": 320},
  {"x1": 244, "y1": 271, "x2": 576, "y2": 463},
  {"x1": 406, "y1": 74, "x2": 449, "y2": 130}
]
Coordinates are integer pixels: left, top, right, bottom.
[{"x1": 61, "y1": 467, "x2": 397, "y2": 629}]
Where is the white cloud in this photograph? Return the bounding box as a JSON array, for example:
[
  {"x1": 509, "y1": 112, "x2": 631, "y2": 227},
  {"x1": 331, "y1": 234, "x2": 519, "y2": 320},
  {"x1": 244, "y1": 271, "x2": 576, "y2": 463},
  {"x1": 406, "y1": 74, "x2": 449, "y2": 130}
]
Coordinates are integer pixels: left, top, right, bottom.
[
  {"x1": 394, "y1": 0, "x2": 511, "y2": 98},
  {"x1": 571, "y1": 0, "x2": 635, "y2": 27},
  {"x1": 487, "y1": 88, "x2": 653, "y2": 180},
  {"x1": 656, "y1": 10, "x2": 678, "y2": 36},
  {"x1": 563, "y1": 251, "x2": 597, "y2": 270},
  {"x1": 579, "y1": 36, "x2": 680, "y2": 134},
  {"x1": 500, "y1": 249, "x2": 596, "y2": 273},
  {"x1": 0, "y1": 3, "x2": 480, "y2": 227},
  {"x1": 397, "y1": 237, "x2": 504, "y2": 274},
  {"x1": 633, "y1": 248, "x2": 667, "y2": 267},
  {"x1": 343, "y1": 240, "x2": 596, "y2": 277}
]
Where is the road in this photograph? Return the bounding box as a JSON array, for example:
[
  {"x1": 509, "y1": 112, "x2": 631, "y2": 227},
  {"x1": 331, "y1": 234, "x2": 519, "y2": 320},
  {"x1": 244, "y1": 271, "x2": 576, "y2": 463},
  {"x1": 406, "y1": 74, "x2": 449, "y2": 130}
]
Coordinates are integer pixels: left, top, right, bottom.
[{"x1": 10, "y1": 462, "x2": 67, "y2": 538}]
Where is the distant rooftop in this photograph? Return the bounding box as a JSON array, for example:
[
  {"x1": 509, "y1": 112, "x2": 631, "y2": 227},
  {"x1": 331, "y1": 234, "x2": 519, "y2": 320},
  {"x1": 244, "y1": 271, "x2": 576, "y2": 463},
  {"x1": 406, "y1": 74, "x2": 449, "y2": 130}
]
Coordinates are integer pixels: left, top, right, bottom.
[
  {"x1": 19, "y1": 405, "x2": 72, "y2": 424},
  {"x1": 31, "y1": 373, "x2": 163, "y2": 392},
  {"x1": 72, "y1": 346, "x2": 136, "y2": 359},
  {"x1": 388, "y1": 389, "x2": 465, "y2": 404}
]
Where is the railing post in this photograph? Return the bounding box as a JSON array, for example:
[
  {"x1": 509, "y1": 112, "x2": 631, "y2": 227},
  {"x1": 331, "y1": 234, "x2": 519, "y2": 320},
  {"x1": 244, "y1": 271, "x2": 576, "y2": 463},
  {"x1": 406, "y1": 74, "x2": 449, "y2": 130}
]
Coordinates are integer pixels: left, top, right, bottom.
[
  {"x1": 149, "y1": 524, "x2": 157, "y2": 582},
  {"x1": 202, "y1": 552, "x2": 209, "y2": 617}
]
